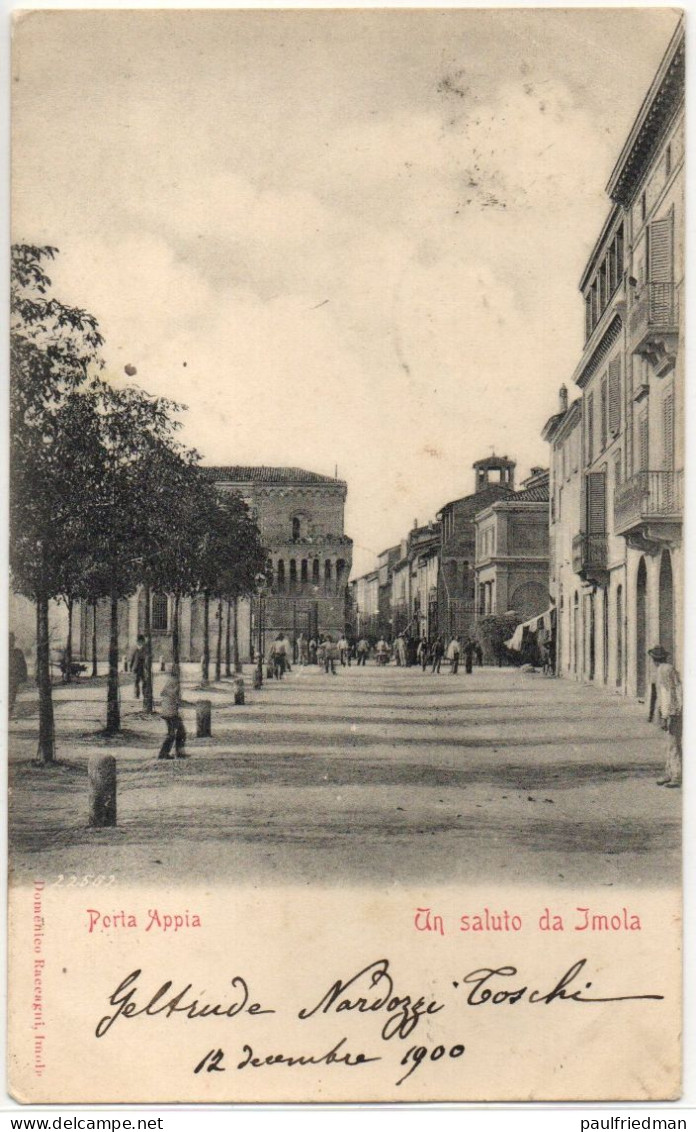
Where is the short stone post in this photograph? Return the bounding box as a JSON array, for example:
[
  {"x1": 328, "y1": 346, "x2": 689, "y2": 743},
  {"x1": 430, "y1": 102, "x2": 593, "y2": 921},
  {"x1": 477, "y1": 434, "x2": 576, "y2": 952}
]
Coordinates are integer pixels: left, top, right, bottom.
[
  {"x1": 88, "y1": 755, "x2": 117, "y2": 828},
  {"x1": 196, "y1": 700, "x2": 212, "y2": 738},
  {"x1": 234, "y1": 677, "x2": 245, "y2": 706}
]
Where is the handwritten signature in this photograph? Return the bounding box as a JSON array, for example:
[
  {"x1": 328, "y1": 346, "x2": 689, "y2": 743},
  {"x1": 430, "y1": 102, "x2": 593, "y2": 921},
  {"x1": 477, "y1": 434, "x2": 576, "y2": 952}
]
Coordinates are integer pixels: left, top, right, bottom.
[{"x1": 94, "y1": 958, "x2": 665, "y2": 1085}]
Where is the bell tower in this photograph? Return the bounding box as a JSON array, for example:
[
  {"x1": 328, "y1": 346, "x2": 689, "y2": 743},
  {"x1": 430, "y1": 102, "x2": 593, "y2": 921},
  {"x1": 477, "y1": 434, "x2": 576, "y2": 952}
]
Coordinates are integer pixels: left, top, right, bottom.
[{"x1": 473, "y1": 454, "x2": 516, "y2": 493}]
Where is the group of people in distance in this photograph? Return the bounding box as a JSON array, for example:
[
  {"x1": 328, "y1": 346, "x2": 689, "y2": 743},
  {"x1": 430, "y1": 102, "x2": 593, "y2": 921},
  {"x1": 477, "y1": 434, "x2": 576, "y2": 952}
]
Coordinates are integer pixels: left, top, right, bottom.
[{"x1": 7, "y1": 628, "x2": 682, "y2": 789}]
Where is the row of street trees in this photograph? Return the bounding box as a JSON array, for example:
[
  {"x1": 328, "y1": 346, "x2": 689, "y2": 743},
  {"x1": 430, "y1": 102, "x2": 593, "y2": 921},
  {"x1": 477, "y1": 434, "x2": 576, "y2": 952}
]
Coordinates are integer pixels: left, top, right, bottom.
[{"x1": 10, "y1": 244, "x2": 265, "y2": 763}]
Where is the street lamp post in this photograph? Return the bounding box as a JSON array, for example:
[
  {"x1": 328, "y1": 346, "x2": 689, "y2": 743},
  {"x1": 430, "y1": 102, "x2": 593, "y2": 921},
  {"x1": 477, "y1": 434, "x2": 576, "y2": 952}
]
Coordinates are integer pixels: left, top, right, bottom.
[{"x1": 255, "y1": 573, "x2": 267, "y2": 688}]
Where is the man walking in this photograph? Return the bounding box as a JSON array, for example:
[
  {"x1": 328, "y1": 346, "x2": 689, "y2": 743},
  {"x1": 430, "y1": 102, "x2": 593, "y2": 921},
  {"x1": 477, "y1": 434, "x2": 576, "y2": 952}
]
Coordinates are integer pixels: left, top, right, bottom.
[
  {"x1": 446, "y1": 636, "x2": 461, "y2": 675},
  {"x1": 462, "y1": 638, "x2": 476, "y2": 674},
  {"x1": 158, "y1": 664, "x2": 187, "y2": 759},
  {"x1": 130, "y1": 634, "x2": 147, "y2": 699},
  {"x1": 431, "y1": 637, "x2": 444, "y2": 674},
  {"x1": 356, "y1": 638, "x2": 370, "y2": 666},
  {"x1": 648, "y1": 646, "x2": 682, "y2": 788}
]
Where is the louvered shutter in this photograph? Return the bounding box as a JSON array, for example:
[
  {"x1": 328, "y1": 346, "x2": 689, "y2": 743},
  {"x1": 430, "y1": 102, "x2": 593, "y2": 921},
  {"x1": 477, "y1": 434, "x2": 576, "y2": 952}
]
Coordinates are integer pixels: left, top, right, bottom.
[
  {"x1": 639, "y1": 412, "x2": 649, "y2": 471},
  {"x1": 608, "y1": 358, "x2": 621, "y2": 438},
  {"x1": 586, "y1": 472, "x2": 606, "y2": 535},
  {"x1": 663, "y1": 393, "x2": 674, "y2": 469},
  {"x1": 648, "y1": 215, "x2": 673, "y2": 282}
]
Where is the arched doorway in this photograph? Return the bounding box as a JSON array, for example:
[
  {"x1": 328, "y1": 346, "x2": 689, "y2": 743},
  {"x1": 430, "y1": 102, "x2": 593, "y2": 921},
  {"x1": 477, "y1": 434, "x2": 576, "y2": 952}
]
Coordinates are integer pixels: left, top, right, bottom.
[
  {"x1": 616, "y1": 584, "x2": 623, "y2": 688},
  {"x1": 636, "y1": 557, "x2": 647, "y2": 699},
  {"x1": 658, "y1": 550, "x2": 674, "y2": 659}
]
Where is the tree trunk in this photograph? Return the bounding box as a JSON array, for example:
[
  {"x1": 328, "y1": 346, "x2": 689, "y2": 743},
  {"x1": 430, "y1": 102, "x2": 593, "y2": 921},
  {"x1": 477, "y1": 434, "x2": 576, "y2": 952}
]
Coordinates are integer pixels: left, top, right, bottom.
[
  {"x1": 64, "y1": 597, "x2": 74, "y2": 683},
  {"x1": 36, "y1": 595, "x2": 56, "y2": 763},
  {"x1": 105, "y1": 589, "x2": 120, "y2": 735},
  {"x1": 91, "y1": 600, "x2": 98, "y2": 678},
  {"x1": 172, "y1": 595, "x2": 181, "y2": 667},
  {"x1": 225, "y1": 598, "x2": 231, "y2": 677},
  {"x1": 143, "y1": 582, "x2": 154, "y2": 714},
  {"x1": 233, "y1": 595, "x2": 241, "y2": 673},
  {"x1": 201, "y1": 590, "x2": 210, "y2": 686},
  {"x1": 215, "y1": 598, "x2": 223, "y2": 681}
]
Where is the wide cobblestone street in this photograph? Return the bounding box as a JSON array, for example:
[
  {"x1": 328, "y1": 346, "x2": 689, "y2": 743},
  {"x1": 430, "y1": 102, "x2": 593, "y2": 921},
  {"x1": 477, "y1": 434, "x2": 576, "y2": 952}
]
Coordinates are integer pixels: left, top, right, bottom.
[{"x1": 9, "y1": 663, "x2": 680, "y2": 888}]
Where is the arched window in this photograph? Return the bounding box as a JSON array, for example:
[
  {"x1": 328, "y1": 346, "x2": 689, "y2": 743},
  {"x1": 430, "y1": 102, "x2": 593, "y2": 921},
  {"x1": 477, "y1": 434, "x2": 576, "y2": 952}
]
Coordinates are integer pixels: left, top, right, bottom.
[
  {"x1": 277, "y1": 560, "x2": 286, "y2": 593},
  {"x1": 301, "y1": 559, "x2": 308, "y2": 585},
  {"x1": 312, "y1": 559, "x2": 320, "y2": 585},
  {"x1": 152, "y1": 593, "x2": 169, "y2": 631},
  {"x1": 266, "y1": 559, "x2": 274, "y2": 589},
  {"x1": 289, "y1": 559, "x2": 297, "y2": 593},
  {"x1": 292, "y1": 517, "x2": 301, "y2": 541},
  {"x1": 336, "y1": 559, "x2": 346, "y2": 591},
  {"x1": 324, "y1": 559, "x2": 333, "y2": 591}
]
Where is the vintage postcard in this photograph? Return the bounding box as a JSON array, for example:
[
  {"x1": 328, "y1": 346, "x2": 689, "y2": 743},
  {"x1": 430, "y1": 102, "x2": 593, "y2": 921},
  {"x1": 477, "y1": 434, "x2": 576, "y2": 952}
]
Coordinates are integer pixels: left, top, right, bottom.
[{"x1": 8, "y1": 8, "x2": 684, "y2": 1104}]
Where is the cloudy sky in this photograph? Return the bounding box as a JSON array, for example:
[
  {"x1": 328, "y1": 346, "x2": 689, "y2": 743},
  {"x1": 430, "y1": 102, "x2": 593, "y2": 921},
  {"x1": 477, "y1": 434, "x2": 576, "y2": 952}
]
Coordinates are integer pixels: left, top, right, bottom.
[{"x1": 13, "y1": 7, "x2": 680, "y2": 575}]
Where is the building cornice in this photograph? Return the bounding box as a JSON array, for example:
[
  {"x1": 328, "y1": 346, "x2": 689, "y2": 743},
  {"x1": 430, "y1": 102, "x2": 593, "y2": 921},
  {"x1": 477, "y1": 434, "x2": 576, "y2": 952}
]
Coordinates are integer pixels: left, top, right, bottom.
[
  {"x1": 572, "y1": 311, "x2": 623, "y2": 390},
  {"x1": 606, "y1": 22, "x2": 685, "y2": 206}
]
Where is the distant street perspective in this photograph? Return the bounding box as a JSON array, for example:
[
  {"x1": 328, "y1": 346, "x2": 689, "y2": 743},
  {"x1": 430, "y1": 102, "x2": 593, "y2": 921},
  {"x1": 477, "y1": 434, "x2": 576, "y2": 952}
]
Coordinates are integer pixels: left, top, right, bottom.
[
  {"x1": 9, "y1": 14, "x2": 683, "y2": 892},
  {"x1": 9, "y1": 660, "x2": 679, "y2": 888}
]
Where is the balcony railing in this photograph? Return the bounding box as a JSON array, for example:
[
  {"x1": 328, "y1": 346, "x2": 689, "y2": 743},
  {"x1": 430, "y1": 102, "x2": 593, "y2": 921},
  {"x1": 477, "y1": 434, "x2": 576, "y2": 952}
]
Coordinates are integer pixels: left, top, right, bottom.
[
  {"x1": 614, "y1": 470, "x2": 683, "y2": 537},
  {"x1": 572, "y1": 533, "x2": 608, "y2": 583}
]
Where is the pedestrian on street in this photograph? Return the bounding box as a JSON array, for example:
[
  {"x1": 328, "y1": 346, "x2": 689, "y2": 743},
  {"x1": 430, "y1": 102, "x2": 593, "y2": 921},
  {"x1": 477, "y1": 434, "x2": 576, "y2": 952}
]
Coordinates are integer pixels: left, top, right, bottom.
[
  {"x1": 270, "y1": 634, "x2": 286, "y2": 680},
  {"x1": 158, "y1": 664, "x2": 187, "y2": 759},
  {"x1": 375, "y1": 638, "x2": 390, "y2": 666},
  {"x1": 324, "y1": 635, "x2": 338, "y2": 675},
  {"x1": 463, "y1": 638, "x2": 476, "y2": 674},
  {"x1": 298, "y1": 633, "x2": 309, "y2": 665},
  {"x1": 338, "y1": 634, "x2": 350, "y2": 666},
  {"x1": 648, "y1": 646, "x2": 682, "y2": 788},
  {"x1": 394, "y1": 635, "x2": 407, "y2": 667},
  {"x1": 130, "y1": 634, "x2": 147, "y2": 699},
  {"x1": 475, "y1": 642, "x2": 483, "y2": 666},
  {"x1": 8, "y1": 633, "x2": 28, "y2": 717},
  {"x1": 417, "y1": 637, "x2": 429, "y2": 671},
  {"x1": 308, "y1": 638, "x2": 318, "y2": 665},
  {"x1": 446, "y1": 636, "x2": 461, "y2": 675},
  {"x1": 431, "y1": 637, "x2": 445, "y2": 674},
  {"x1": 356, "y1": 638, "x2": 369, "y2": 666},
  {"x1": 278, "y1": 632, "x2": 292, "y2": 672}
]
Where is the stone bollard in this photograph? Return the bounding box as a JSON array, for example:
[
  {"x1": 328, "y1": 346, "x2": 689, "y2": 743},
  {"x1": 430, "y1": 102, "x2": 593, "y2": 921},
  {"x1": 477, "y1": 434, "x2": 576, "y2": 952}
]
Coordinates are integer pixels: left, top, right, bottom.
[
  {"x1": 196, "y1": 700, "x2": 212, "y2": 738},
  {"x1": 88, "y1": 754, "x2": 117, "y2": 828},
  {"x1": 234, "y1": 677, "x2": 245, "y2": 706}
]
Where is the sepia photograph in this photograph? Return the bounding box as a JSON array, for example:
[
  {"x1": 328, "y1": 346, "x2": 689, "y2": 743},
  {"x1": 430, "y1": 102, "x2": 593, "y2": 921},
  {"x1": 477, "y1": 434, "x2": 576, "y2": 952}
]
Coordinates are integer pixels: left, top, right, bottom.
[{"x1": 7, "y1": 7, "x2": 685, "y2": 1105}]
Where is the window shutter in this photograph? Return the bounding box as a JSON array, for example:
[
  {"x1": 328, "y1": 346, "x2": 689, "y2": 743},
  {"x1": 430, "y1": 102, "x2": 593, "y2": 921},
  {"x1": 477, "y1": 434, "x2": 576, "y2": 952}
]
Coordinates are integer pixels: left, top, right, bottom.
[
  {"x1": 639, "y1": 412, "x2": 649, "y2": 471},
  {"x1": 586, "y1": 394, "x2": 594, "y2": 464},
  {"x1": 608, "y1": 358, "x2": 621, "y2": 437},
  {"x1": 586, "y1": 471, "x2": 606, "y2": 535},
  {"x1": 648, "y1": 215, "x2": 673, "y2": 282},
  {"x1": 663, "y1": 393, "x2": 674, "y2": 469},
  {"x1": 600, "y1": 378, "x2": 608, "y2": 450}
]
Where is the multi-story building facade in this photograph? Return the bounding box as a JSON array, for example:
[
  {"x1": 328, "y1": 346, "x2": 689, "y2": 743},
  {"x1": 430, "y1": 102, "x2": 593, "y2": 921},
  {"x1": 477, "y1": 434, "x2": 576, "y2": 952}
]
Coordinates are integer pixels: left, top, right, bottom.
[
  {"x1": 543, "y1": 387, "x2": 583, "y2": 678},
  {"x1": 437, "y1": 456, "x2": 517, "y2": 637},
  {"x1": 349, "y1": 570, "x2": 380, "y2": 639},
  {"x1": 473, "y1": 469, "x2": 550, "y2": 622},
  {"x1": 609, "y1": 25, "x2": 684, "y2": 698},
  {"x1": 544, "y1": 21, "x2": 684, "y2": 696}
]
